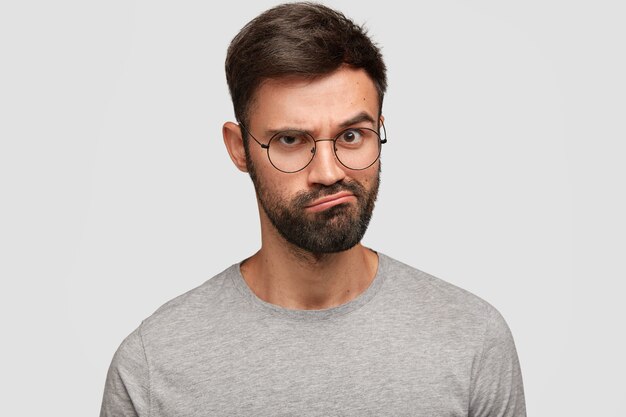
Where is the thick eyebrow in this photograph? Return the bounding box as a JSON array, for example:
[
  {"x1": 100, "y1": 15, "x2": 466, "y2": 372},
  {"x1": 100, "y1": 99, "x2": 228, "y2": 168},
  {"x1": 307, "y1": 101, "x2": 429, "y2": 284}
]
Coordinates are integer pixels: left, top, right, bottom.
[
  {"x1": 338, "y1": 111, "x2": 377, "y2": 129},
  {"x1": 265, "y1": 111, "x2": 377, "y2": 137}
]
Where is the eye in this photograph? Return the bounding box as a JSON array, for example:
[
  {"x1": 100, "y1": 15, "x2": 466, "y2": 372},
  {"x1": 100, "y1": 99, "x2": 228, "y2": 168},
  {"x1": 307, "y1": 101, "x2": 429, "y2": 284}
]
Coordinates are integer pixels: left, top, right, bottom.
[
  {"x1": 337, "y1": 129, "x2": 364, "y2": 146},
  {"x1": 274, "y1": 131, "x2": 307, "y2": 147},
  {"x1": 278, "y1": 135, "x2": 298, "y2": 145}
]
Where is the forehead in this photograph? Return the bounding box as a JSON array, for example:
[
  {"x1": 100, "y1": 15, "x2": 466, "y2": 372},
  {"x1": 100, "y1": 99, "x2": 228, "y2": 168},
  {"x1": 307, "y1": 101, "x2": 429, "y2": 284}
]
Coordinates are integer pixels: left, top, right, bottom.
[{"x1": 249, "y1": 66, "x2": 379, "y2": 132}]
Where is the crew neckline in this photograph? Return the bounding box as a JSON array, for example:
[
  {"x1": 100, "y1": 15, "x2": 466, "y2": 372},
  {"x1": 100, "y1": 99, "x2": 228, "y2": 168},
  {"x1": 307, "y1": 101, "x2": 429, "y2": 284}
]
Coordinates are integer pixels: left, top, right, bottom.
[{"x1": 229, "y1": 252, "x2": 389, "y2": 321}]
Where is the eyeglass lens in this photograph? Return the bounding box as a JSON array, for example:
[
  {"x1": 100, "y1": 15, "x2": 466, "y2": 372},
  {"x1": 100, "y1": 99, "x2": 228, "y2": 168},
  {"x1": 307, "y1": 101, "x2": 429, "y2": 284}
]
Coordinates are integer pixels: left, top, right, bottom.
[{"x1": 267, "y1": 128, "x2": 382, "y2": 173}]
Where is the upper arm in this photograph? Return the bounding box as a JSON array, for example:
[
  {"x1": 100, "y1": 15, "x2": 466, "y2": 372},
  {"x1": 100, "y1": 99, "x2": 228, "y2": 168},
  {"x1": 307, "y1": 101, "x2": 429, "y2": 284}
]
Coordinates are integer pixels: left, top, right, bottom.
[
  {"x1": 100, "y1": 326, "x2": 150, "y2": 417},
  {"x1": 469, "y1": 307, "x2": 526, "y2": 417}
]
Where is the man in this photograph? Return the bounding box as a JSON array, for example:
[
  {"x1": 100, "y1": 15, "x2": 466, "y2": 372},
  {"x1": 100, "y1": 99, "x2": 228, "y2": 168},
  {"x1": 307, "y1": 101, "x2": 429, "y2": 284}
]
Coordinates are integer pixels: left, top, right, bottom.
[{"x1": 100, "y1": 3, "x2": 526, "y2": 416}]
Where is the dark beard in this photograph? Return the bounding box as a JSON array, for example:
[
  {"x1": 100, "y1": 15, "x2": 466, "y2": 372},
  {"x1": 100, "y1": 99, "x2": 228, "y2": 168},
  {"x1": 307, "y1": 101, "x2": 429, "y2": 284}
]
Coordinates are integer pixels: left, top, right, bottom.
[{"x1": 246, "y1": 152, "x2": 379, "y2": 255}]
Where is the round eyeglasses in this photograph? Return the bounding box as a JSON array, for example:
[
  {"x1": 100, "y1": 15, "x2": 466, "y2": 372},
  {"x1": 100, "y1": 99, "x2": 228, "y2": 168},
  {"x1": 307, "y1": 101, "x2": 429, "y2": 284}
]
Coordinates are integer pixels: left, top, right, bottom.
[{"x1": 239, "y1": 121, "x2": 387, "y2": 173}]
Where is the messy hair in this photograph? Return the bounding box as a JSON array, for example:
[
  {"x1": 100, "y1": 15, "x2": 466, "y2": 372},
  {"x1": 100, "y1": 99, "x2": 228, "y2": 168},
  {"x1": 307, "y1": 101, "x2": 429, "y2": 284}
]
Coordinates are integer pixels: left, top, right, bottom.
[{"x1": 225, "y1": 2, "x2": 387, "y2": 129}]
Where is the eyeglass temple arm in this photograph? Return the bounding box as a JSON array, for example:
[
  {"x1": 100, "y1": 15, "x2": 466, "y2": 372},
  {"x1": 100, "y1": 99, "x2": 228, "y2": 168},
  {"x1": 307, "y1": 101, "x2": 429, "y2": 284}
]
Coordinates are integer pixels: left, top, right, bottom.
[{"x1": 238, "y1": 123, "x2": 269, "y2": 149}]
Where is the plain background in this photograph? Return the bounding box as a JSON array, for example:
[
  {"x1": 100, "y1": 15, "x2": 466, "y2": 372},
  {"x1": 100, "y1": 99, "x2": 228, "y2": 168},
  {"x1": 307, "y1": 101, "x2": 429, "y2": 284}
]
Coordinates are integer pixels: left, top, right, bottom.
[{"x1": 1, "y1": 0, "x2": 624, "y2": 415}]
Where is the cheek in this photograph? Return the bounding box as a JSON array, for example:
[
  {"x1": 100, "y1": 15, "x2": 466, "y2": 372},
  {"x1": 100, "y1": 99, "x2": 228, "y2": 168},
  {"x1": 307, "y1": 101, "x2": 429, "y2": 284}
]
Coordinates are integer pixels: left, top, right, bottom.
[
  {"x1": 257, "y1": 168, "x2": 305, "y2": 201},
  {"x1": 354, "y1": 164, "x2": 380, "y2": 188}
]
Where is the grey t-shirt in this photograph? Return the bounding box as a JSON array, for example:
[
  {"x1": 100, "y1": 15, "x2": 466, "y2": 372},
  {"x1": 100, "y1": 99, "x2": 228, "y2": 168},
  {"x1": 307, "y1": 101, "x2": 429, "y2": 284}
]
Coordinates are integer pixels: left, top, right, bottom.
[{"x1": 100, "y1": 253, "x2": 526, "y2": 416}]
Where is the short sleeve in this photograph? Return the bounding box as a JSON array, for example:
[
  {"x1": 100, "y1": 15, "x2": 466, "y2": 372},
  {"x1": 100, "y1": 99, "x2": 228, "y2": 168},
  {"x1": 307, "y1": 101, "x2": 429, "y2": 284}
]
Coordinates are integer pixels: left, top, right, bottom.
[
  {"x1": 100, "y1": 326, "x2": 150, "y2": 417},
  {"x1": 469, "y1": 306, "x2": 526, "y2": 417}
]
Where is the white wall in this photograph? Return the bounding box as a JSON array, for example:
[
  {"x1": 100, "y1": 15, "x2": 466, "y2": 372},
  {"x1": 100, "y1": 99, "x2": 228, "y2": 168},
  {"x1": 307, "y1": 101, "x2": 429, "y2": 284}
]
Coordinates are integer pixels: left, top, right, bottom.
[{"x1": 1, "y1": 0, "x2": 624, "y2": 415}]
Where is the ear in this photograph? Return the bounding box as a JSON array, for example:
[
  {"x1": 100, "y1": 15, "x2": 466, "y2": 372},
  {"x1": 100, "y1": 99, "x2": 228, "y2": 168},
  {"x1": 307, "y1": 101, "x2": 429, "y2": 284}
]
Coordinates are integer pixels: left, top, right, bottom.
[
  {"x1": 379, "y1": 114, "x2": 385, "y2": 125},
  {"x1": 222, "y1": 121, "x2": 249, "y2": 173}
]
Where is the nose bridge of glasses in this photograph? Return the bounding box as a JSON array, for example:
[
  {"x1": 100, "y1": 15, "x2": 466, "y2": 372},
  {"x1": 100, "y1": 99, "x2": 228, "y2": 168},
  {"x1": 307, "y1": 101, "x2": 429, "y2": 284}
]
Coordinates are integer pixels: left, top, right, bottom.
[
  {"x1": 307, "y1": 138, "x2": 341, "y2": 174},
  {"x1": 307, "y1": 137, "x2": 346, "y2": 182},
  {"x1": 314, "y1": 138, "x2": 336, "y2": 144},
  {"x1": 311, "y1": 138, "x2": 338, "y2": 157}
]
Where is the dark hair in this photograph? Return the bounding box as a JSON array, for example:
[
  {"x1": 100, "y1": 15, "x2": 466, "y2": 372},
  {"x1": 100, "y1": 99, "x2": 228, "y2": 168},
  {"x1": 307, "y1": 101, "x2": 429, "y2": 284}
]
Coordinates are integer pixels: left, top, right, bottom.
[{"x1": 225, "y1": 2, "x2": 387, "y2": 129}]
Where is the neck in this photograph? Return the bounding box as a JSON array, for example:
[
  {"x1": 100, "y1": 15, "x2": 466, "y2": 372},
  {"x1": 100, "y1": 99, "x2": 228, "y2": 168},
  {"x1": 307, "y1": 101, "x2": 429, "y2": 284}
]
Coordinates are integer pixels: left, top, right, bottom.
[{"x1": 240, "y1": 228, "x2": 378, "y2": 310}]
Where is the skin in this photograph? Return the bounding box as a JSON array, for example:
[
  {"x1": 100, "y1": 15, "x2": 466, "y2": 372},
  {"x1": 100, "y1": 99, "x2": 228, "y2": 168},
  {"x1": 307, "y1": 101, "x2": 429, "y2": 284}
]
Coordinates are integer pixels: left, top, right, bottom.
[{"x1": 222, "y1": 65, "x2": 383, "y2": 310}]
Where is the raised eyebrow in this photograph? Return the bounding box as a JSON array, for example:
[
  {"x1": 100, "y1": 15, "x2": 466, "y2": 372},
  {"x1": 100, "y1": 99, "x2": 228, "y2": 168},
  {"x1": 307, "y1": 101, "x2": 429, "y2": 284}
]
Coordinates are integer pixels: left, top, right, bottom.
[{"x1": 338, "y1": 112, "x2": 377, "y2": 129}]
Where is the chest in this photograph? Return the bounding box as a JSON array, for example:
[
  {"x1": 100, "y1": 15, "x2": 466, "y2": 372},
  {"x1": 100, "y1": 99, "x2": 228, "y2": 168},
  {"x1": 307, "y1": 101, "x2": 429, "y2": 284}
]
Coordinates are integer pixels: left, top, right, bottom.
[{"x1": 147, "y1": 319, "x2": 474, "y2": 416}]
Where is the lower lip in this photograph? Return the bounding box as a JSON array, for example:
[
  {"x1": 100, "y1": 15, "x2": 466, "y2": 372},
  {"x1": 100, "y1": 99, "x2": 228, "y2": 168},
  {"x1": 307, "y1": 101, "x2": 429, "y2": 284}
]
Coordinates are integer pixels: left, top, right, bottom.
[{"x1": 306, "y1": 195, "x2": 356, "y2": 213}]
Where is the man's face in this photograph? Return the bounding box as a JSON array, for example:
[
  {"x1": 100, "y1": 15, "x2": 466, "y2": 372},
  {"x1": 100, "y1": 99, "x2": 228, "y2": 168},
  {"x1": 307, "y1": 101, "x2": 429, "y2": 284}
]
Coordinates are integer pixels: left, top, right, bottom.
[{"x1": 245, "y1": 66, "x2": 382, "y2": 254}]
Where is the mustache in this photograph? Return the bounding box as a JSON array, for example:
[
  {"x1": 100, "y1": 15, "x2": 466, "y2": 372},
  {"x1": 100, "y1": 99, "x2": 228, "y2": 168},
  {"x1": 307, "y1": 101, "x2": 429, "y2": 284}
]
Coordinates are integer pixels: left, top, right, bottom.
[{"x1": 291, "y1": 180, "x2": 366, "y2": 209}]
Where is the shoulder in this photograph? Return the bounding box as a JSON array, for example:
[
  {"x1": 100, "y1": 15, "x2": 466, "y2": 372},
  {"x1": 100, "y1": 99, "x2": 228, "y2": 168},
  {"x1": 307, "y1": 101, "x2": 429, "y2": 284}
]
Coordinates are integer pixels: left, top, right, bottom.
[
  {"x1": 135, "y1": 263, "x2": 242, "y2": 341},
  {"x1": 377, "y1": 253, "x2": 512, "y2": 342},
  {"x1": 380, "y1": 253, "x2": 495, "y2": 313}
]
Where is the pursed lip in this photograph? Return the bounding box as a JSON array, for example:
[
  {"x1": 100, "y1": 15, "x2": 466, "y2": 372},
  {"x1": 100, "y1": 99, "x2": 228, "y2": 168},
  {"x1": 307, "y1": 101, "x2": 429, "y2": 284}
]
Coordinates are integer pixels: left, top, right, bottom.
[{"x1": 305, "y1": 191, "x2": 356, "y2": 212}]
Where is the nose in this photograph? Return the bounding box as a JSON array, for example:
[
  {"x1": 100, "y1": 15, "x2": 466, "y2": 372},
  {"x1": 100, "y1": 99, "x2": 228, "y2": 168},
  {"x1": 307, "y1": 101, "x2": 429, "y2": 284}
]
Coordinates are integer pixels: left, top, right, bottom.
[{"x1": 306, "y1": 140, "x2": 346, "y2": 186}]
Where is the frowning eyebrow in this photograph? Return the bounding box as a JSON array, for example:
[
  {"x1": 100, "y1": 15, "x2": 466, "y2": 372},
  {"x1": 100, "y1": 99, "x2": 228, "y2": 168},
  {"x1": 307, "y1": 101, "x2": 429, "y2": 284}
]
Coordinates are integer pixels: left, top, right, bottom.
[{"x1": 265, "y1": 111, "x2": 377, "y2": 137}]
